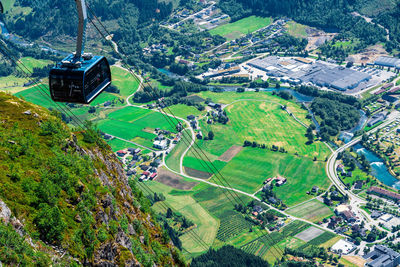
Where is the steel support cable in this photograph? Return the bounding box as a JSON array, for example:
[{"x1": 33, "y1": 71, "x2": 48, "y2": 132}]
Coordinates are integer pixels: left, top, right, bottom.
[
  {"x1": 86, "y1": 7, "x2": 285, "y2": 259},
  {"x1": 0, "y1": 40, "x2": 89, "y2": 130},
  {"x1": 86, "y1": 8, "x2": 286, "y2": 261}
]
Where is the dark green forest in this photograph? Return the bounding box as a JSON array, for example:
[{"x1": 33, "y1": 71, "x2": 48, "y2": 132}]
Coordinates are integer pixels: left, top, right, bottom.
[{"x1": 191, "y1": 245, "x2": 270, "y2": 267}]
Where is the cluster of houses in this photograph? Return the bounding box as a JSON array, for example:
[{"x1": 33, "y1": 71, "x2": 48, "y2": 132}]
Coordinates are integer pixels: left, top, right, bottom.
[
  {"x1": 206, "y1": 102, "x2": 229, "y2": 125},
  {"x1": 139, "y1": 163, "x2": 159, "y2": 182},
  {"x1": 328, "y1": 204, "x2": 365, "y2": 236},
  {"x1": 143, "y1": 43, "x2": 168, "y2": 55}
]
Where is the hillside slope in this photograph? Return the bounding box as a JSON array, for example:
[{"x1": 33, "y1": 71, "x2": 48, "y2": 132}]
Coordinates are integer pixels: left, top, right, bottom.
[{"x1": 0, "y1": 92, "x2": 185, "y2": 266}]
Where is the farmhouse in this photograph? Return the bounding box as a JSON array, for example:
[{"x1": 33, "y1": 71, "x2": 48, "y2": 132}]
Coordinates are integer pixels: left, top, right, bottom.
[
  {"x1": 312, "y1": 186, "x2": 319, "y2": 193},
  {"x1": 116, "y1": 150, "x2": 127, "y2": 157},
  {"x1": 275, "y1": 175, "x2": 287, "y2": 186},
  {"x1": 354, "y1": 180, "x2": 363, "y2": 190},
  {"x1": 368, "y1": 186, "x2": 400, "y2": 203},
  {"x1": 364, "y1": 245, "x2": 400, "y2": 267}
]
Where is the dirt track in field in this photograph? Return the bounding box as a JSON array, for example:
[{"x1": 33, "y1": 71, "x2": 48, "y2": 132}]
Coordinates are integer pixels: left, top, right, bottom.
[{"x1": 218, "y1": 145, "x2": 243, "y2": 162}]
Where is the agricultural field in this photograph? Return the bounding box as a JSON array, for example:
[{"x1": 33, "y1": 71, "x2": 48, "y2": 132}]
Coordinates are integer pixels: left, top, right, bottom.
[
  {"x1": 97, "y1": 106, "x2": 181, "y2": 148},
  {"x1": 164, "y1": 104, "x2": 204, "y2": 119},
  {"x1": 106, "y1": 138, "x2": 139, "y2": 152},
  {"x1": 210, "y1": 16, "x2": 272, "y2": 41},
  {"x1": 165, "y1": 130, "x2": 192, "y2": 172},
  {"x1": 286, "y1": 199, "x2": 334, "y2": 223},
  {"x1": 209, "y1": 148, "x2": 330, "y2": 206},
  {"x1": 110, "y1": 66, "x2": 140, "y2": 97},
  {"x1": 20, "y1": 57, "x2": 53, "y2": 72},
  {"x1": 146, "y1": 181, "x2": 218, "y2": 255}
]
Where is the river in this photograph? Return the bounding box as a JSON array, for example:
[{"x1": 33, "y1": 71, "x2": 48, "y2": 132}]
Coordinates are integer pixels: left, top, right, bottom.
[
  {"x1": 1, "y1": 20, "x2": 68, "y2": 56},
  {"x1": 354, "y1": 143, "x2": 400, "y2": 190}
]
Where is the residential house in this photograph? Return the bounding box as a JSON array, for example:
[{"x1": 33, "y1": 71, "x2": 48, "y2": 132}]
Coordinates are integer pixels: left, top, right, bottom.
[
  {"x1": 371, "y1": 210, "x2": 382, "y2": 219},
  {"x1": 196, "y1": 131, "x2": 203, "y2": 139},
  {"x1": 268, "y1": 197, "x2": 278, "y2": 204},
  {"x1": 150, "y1": 173, "x2": 158, "y2": 180},
  {"x1": 354, "y1": 180, "x2": 363, "y2": 190},
  {"x1": 275, "y1": 176, "x2": 287, "y2": 186},
  {"x1": 312, "y1": 186, "x2": 319, "y2": 193},
  {"x1": 187, "y1": 115, "x2": 195, "y2": 121},
  {"x1": 153, "y1": 140, "x2": 168, "y2": 150},
  {"x1": 117, "y1": 150, "x2": 127, "y2": 157},
  {"x1": 253, "y1": 206, "x2": 263, "y2": 213}
]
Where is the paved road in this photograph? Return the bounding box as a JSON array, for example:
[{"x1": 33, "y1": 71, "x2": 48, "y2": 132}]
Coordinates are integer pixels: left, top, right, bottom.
[{"x1": 326, "y1": 111, "x2": 400, "y2": 231}]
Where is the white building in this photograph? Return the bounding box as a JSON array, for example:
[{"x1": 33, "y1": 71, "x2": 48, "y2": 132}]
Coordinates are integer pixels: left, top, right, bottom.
[{"x1": 153, "y1": 140, "x2": 168, "y2": 150}]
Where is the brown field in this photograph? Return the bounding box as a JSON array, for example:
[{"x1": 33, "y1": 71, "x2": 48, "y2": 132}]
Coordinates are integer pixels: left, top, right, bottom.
[
  {"x1": 342, "y1": 255, "x2": 366, "y2": 267},
  {"x1": 157, "y1": 168, "x2": 198, "y2": 190},
  {"x1": 218, "y1": 145, "x2": 243, "y2": 162},
  {"x1": 184, "y1": 167, "x2": 212, "y2": 179}
]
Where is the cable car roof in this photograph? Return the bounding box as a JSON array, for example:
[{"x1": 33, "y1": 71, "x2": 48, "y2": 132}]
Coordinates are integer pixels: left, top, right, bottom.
[{"x1": 53, "y1": 54, "x2": 104, "y2": 72}]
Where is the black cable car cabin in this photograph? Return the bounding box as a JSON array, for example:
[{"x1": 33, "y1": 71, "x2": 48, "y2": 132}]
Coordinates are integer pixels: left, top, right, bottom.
[
  {"x1": 49, "y1": 54, "x2": 111, "y2": 104},
  {"x1": 49, "y1": 0, "x2": 112, "y2": 104}
]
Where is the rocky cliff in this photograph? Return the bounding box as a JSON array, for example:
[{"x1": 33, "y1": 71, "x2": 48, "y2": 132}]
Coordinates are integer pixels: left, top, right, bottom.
[{"x1": 0, "y1": 92, "x2": 185, "y2": 266}]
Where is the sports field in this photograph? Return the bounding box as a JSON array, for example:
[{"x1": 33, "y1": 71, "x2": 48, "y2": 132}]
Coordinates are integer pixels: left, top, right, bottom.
[
  {"x1": 287, "y1": 199, "x2": 334, "y2": 223},
  {"x1": 210, "y1": 16, "x2": 272, "y2": 41}
]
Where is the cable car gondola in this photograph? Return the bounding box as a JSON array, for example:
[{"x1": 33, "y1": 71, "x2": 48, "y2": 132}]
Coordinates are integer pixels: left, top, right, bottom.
[
  {"x1": 0, "y1": 1, "x2": 4, "y2": 13},
  {"x1": 49, "y1": 0, "x2": 111, "y2": 104}
]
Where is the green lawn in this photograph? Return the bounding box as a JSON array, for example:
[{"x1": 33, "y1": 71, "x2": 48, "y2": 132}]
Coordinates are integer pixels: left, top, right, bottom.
[
  {"x1": 210, "y1": 16, "x2": 272, "y2": 41},
  {"x1": 15, "y1": 85, "x2": 58, "y2": 109},
  {"x1": 106, "y1": 138, "x2": 138, "y2": 152},
  {"x1": 183, "y1": 156, "x2": 226, "y2": 174},
  {"x1": 210, "y1": 148, "x2": 330, "y2": 206},
  {"x1": 286, "y1": 199, "x2": 334, "y2": 223},
  {"x1": 165, "y1": 104, "x2": 204, "y2": 119}
]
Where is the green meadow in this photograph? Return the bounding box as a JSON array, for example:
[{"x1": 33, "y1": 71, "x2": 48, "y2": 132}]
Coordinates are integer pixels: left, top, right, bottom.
[{"x1": 210, "y1": 16, "x2": 272, "y2": 41}]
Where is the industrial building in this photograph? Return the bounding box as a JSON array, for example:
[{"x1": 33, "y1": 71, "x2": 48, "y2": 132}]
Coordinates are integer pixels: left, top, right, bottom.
[
  {"x1": 374, "y1": 56, "x2": 400, "y2": 69},
  {"x1": 364, "y1": 245, "x2": 400, "y2": 267},
  {"x1": 248, "y1": 56, "x2": 371, "y2": 91}
]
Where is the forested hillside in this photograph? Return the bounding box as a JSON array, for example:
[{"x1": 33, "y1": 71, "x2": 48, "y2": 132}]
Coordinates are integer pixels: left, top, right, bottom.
[
  {"x1": 0, "y1": 92, "x2": 184, "y2": 266},
  {"x1": 5, "y1": 0, "x2": 172, "y2": 39},
  {"x1": 219, "y1": 0, "x2": 388, "y2": 50}
]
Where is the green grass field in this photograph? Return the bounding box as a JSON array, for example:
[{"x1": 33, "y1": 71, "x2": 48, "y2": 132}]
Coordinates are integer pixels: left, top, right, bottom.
[
  {"x1": 188, "y1": 98, "x2": 329, "y2": 159},
  {"x1": 97, "y1": 106, "x2": 181, "y2": 148},
  {"x1": 166, "y1": 130, "x2": 192, "y2": 172},
  {"x1": 286, "y1": 199, "x2": 334, "y2": 223},
  {"x1": 110, "y1": 66, "x2": 140, "y2": 97},
  {"x1": 285, "y1": 21, "x2": 308, "y2": 38},
  {"x1": 147, "y1": 182, "x2": 218, "y2": 254},
  {"x1": 210, "y1": 16, "x2": 272, "y2": 41},
  {"x1": 210, "y1": 148, "x2": 330, "y2": 206},
  {"x1": 20, "y1": 57, "x2": 52, "y2": 72},
  {"x1": 106, "y1": 138, "x2": 139, "y2": 152},
  {"x1": 165, "y1": 104, "x2": 204, "y2": 119}
]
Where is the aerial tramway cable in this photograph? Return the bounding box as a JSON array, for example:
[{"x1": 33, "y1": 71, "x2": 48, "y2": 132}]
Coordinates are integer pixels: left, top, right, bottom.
[{"x1": 86, "y1": 5, "x2": 287, "y2": 262}]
